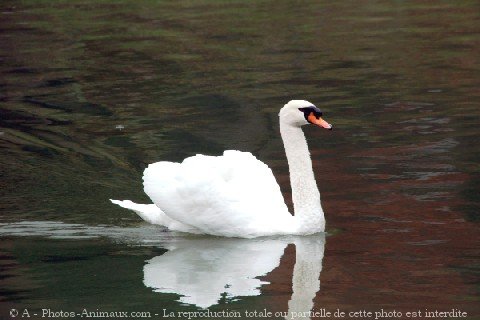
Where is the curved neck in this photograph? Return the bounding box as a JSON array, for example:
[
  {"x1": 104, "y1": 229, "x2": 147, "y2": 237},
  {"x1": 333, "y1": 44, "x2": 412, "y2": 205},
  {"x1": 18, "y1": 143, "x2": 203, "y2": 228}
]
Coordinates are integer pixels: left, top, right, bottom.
[{"x1": 280, "y1": 121, "x2": 325, "y2": 233}]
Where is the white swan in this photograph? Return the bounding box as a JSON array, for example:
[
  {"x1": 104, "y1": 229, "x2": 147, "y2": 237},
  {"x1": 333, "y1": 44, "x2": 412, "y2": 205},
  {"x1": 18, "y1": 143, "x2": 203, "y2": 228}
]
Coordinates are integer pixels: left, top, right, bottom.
[{"x1": 111, "y1": 100, "x2": 332, "y2": 238}]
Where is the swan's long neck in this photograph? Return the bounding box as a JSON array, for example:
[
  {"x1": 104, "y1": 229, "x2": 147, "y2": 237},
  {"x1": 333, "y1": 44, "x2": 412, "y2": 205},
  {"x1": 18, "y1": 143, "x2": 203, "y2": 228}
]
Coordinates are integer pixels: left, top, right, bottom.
[{"x1": 280, "y1": 121, "x2": 325, "y2": 233}]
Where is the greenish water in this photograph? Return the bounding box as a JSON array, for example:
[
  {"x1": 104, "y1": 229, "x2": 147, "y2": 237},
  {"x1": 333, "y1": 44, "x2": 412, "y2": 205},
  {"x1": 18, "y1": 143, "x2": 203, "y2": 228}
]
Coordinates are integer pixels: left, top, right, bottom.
[{"x1": 0, "y1": 1, "x2": 479, "y2": 319}]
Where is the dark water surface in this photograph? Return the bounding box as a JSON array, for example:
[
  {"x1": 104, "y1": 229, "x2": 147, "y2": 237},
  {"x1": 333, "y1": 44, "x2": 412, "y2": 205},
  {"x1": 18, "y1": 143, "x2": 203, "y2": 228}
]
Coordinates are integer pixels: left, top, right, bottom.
[{"x1": 0, "y1": 1, "x2": 479, "y2": 319}]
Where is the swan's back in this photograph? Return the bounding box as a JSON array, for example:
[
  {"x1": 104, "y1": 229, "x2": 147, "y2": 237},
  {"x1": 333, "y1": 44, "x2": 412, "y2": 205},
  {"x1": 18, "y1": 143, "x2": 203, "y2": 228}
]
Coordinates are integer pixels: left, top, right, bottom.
[{"x1": 143, "y1": 150, "x2": 294, "y2": 237}]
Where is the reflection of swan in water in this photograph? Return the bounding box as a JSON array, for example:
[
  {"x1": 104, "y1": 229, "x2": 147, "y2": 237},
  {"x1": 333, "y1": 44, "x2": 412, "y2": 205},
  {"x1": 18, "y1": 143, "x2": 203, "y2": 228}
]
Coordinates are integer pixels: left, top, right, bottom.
[
  {"x1": 143, "y1": 235, "x2": 325, "y2": 316},
  {"x1": 288, "y1": 236, "x2": 325, "y2": 319},
  {"x1": 144, "y1": 238, "x2": 287, "y2": 308}
]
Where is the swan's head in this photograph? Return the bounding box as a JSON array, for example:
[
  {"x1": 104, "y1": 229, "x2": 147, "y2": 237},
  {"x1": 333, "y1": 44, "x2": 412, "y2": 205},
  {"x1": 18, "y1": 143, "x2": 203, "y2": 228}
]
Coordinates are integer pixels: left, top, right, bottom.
[{"x1": 279, "y1": 100, "x2": 333, "y2": 130}]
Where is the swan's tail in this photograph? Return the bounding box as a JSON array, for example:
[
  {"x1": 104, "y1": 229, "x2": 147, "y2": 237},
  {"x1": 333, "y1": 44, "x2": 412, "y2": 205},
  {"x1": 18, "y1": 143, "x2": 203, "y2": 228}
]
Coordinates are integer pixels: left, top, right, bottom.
[
  {"x1": 110, "y1": 199, "x2": 164, "y2": 224},
  {"x1": 110, "y1": 199, "x2": 203, "y2": 234}
]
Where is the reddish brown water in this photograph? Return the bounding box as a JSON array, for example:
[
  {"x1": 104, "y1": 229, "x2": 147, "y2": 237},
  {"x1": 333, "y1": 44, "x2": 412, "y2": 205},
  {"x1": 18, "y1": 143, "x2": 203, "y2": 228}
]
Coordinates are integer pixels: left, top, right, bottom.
[{"x1": 0, "y1": 1, "x2": 478, "y2": 319}]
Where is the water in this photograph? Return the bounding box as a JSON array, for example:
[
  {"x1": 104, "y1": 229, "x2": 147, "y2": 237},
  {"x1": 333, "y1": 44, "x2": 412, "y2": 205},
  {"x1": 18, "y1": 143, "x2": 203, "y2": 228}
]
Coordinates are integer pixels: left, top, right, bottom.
[{"x1": 1, "y1": 1, "x2": 479, "y2": 319}]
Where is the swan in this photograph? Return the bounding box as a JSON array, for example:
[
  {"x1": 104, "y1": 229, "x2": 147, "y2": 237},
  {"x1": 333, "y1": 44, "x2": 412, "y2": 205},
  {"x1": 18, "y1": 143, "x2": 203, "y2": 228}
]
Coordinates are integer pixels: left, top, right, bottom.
[{"x1": 111, "y1": 100, "x2": 332, "y2": 238}]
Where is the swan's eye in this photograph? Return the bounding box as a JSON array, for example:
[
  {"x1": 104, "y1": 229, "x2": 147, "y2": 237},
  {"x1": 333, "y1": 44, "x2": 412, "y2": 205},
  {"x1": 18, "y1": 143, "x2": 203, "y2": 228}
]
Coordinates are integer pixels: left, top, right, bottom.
[{"x1": 298, "y1": 106, "x2": 323, "y2": 122}]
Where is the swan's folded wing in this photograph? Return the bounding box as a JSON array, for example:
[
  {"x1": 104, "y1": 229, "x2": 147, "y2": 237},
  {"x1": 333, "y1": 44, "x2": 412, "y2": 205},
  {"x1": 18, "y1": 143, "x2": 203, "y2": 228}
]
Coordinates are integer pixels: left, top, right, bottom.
[{"x1": 143, "y1": 150, "x2": 293, "y2": 238}]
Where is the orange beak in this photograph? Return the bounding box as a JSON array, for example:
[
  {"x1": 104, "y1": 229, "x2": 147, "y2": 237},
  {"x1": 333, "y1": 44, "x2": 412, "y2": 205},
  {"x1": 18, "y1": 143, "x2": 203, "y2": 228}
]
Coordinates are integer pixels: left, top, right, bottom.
[{"x1": 308, "y1": 113, "x2": 333, "y2": 130}]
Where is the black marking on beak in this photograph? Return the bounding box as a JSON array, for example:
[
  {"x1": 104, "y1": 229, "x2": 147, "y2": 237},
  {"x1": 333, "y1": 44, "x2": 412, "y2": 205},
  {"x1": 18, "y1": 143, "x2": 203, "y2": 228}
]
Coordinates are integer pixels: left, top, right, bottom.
[{"x1": 299, "y1": 106, "x2": 323, "y2": 123}]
